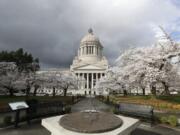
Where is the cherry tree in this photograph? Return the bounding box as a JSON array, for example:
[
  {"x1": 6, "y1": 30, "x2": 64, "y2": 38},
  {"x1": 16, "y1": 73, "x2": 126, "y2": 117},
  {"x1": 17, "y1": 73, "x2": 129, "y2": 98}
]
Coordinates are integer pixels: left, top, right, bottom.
[
  {"x1": 0, "y1": 62, "x2": 40, "y2": 96},
  {"x1": 95, "y1": 71, "x2": 121, "y2": 95},
  {"x1": 96, "y1": 27, "x2": 180, "y2": 96},
  {"x1": 40, "y1": 71, "x2": 79, "y2": 97},
  {"x1": 0, "y1": 62, "x2": 21, "y2": 96},
  {"x1": 116, "y1": 45, "x2": 180, "y2": 95},
  {"x1": 95, "y1": 67, "x2": 130, "y2": 95}
]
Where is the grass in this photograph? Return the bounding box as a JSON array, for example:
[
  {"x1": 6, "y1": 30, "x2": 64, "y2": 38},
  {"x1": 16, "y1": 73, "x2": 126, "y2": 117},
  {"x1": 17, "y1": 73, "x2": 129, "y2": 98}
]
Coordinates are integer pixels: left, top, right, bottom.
[
  {"x1": 108, "y1": 95, "x2": 180, "y2": 112},
  {"x1": 157, "y1": 96, "x2": 180, "y2": 104}
]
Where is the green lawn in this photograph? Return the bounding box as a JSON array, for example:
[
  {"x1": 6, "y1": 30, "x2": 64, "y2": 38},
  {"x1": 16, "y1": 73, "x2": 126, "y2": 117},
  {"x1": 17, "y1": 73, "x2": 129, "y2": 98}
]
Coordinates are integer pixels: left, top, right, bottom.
[
  {"x1": 107, "y1": 95, "x2": 180, "y2": 112},
  {"x1": 157, "y1": 95, "x2": 180, "y2": 104},
  {"x1": 111, "y1": 95, "x2": 180, "y2": 104}
]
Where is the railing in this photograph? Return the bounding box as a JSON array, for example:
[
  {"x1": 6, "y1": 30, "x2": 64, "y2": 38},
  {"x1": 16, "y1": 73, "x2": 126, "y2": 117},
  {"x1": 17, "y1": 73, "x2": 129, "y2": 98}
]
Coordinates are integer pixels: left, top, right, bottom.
[{"x1": 0, "y1": 101, "x2": 64, "y2": 128}]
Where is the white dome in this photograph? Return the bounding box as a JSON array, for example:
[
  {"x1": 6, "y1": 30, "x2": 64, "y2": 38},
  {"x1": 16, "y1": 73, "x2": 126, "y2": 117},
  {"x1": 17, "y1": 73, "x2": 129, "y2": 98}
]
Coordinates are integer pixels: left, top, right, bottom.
[
  {"x1": 81, "y1": 34, "x2": 99, "y2": 43},
  {"x1": 80, "y1": 28, "x2": 100, "y2": 45}
]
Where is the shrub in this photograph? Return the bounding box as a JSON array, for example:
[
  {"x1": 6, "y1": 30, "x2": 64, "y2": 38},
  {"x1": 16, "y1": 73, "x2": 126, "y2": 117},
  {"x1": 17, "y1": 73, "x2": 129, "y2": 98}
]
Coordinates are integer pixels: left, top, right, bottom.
[
  {"x1": 160, "y1": 116, "x2": 168, "y2": 124},
  {"x1": 168, "y1": 115, "x2": 178, "y2": 127},
  {"x1": 112, "y1": 107, "x2": 119, "y2": 114},
  {"x1": 3, "y1": 116, "x2": 12, "y2": 126},
  {"x1": 160, "y1": 115, "x2": 178, "y2": 127},
  {"x1": 64, "y1": 106, "x2": 71, "y2": 114}
]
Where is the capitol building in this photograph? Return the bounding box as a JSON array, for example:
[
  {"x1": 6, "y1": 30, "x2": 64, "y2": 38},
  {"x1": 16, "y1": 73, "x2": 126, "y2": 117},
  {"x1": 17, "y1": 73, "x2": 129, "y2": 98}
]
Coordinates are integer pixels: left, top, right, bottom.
[{"x1": 35, "y1": 29, "x2": 109, "y2": 95}]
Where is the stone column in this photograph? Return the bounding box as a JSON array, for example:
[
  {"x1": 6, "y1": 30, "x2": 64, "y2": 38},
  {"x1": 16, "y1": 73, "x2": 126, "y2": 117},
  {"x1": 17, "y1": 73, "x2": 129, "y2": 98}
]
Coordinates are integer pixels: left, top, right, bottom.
[
  {"x1": 100, "y1": 73, "x2": 102, "y2": 79},
  {"x1": 81, "y1": 47, "x2": 83, "y2": 55},
  {"x1": 88, "y1": 46, "x2": 90, "y2": 54},
  {"x1": 98, "y1": 48, "x2": 100, "y2": 56},
  {"x1": 87, "y1": 73, "x2": 89, "y2": 89},
  {"x1": 82, "y1": 73, "x2": 85, "y2": 89},
  {"x1": 85, "y1": 47, "x2": 87, "y2": 55},
  {"x1": 91, "y1": 73, "x2": 94, "y2": 89},
  {"x1": 94, "y1": 46, "x2": 96, "y2": 55},
  {"x1": 97, "y1": 47, "x2": 99, "y2": 55},
  {"x1": 96, "y1": 73, "x2": 98, "y2": 83},
  {"x1": 77, "y1": 73, "x2": 80, "y2": 89},
  {"x1": 80, "y1": 73, "x2": 82, "y2": 89},
  {"x1": 79, "y1": 73, "x2": 82, "y2": 89}
]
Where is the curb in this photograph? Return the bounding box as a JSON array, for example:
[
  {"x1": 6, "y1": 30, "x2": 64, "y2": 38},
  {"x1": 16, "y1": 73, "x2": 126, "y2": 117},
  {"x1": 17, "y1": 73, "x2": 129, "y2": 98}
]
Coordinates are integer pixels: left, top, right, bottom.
[
  {"x1": 139, "y1": 123, "x2": 180, "y2": 133},
  {"x1": 158, "y1": 124, "x2": 180, "y2": 132}
]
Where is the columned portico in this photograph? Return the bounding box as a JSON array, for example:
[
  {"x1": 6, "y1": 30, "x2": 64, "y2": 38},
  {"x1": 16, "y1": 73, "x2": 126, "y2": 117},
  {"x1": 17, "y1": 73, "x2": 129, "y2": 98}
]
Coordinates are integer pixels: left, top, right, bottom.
[{"x1": 75, "y1": 72, "x2": 105, "y2": 92}]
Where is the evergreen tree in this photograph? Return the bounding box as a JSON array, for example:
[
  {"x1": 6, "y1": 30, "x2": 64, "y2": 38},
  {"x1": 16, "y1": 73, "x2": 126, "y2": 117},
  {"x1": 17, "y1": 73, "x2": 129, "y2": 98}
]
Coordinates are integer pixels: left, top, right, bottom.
[{"x1": 0, "y1": 48, "x2": 40, "y2": 72}]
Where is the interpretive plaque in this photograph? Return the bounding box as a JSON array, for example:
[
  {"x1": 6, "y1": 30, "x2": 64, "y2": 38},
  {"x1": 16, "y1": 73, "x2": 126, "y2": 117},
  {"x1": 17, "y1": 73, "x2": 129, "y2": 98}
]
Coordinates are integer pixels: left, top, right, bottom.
[{"x1": 9, "y1": 101, "x2": 29, "y2": 110}]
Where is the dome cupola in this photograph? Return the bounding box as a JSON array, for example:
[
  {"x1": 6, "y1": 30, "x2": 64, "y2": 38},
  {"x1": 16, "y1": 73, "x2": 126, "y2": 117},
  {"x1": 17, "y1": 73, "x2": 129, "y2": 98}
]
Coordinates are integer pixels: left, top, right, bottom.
[
  {"x1": 80, "y1": 28, "x2": 100, "y2": 44},
  {"x1": 78, "y1": 28, "x2": 103, "y2": 62}
]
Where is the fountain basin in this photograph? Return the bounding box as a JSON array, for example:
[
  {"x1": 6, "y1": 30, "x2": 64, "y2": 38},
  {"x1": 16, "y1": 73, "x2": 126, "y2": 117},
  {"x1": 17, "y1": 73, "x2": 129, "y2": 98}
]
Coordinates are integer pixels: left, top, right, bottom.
[
  {"x1": 60, "y1": 111, "x2": 122, "y2": 133},
  {"x1": 42, "y1": 113, "x2": 140, "y2": 135}
]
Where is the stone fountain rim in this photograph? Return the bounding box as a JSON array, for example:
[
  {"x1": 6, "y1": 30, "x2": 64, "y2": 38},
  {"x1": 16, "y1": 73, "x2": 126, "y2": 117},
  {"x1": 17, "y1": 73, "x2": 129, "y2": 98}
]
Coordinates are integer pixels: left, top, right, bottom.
[{"x1": 59, "y1": 111, "x2": 123, "y2": 133}]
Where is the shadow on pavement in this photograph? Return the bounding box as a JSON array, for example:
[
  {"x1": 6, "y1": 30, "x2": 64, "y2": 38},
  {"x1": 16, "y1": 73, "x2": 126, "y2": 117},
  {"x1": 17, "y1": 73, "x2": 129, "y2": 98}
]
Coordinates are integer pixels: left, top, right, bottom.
[{"x1": 131, "y1": 128, "x2": 161, "y2": 135}]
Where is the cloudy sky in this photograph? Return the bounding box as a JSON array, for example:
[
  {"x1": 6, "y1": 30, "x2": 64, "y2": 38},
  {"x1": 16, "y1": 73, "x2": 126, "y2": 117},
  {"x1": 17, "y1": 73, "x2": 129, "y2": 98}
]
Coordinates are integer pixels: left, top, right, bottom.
[{"x1": 0, "y1": 0, "x2": 180, "y2": 69}]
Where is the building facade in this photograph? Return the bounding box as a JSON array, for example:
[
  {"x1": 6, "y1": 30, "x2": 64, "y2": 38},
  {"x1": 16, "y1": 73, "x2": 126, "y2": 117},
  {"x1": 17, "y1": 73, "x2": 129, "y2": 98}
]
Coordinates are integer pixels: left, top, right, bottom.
[{"x1": 70, "y1": 28, "x2": 108, "y2": 95}]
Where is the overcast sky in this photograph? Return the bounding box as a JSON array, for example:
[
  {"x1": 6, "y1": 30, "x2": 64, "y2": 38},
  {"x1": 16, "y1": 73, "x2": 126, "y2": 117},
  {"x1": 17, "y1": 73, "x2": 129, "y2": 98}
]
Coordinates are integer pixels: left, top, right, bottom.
[{"x1": 0, "y1": 0, "x2": 180, "y2": 69}]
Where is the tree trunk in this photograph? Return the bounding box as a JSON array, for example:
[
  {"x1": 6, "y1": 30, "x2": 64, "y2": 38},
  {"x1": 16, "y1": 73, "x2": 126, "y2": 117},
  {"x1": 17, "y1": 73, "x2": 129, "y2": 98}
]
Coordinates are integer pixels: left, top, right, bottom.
[
  {"x1": 162, "y1": 81, "x2": 170, "y2": 95},
  {"x1": 33, "y1": 86, "x2": 38, "y2": 96},
  {"x1": 64, "y1": 89, "x2": 67, "y2": 97},
  {"x1": 53, "y1": 87, "x2": 56, "y2": 97},
  {"x1": 123, "y1": 90, "x2": 127, "y2": 96},
  {"x1": 26, "y1": 87, "x2": 30, "y2": 97},
  {"x1": 142, "y1": 87, "x2": 145, "y2": 95},
  {"x1": 151, "y1": 85, "x2": 156, "y2": 96},
  {"x1": 9, "y1": 88, "x2": 14, "y2": 97}
]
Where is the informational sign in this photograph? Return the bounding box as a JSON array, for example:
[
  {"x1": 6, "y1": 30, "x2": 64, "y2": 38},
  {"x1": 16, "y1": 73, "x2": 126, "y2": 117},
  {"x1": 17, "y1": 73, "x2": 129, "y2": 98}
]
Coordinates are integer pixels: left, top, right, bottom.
[{"x1": 9, "y1": 101, "x2": 29, "y2": 111}]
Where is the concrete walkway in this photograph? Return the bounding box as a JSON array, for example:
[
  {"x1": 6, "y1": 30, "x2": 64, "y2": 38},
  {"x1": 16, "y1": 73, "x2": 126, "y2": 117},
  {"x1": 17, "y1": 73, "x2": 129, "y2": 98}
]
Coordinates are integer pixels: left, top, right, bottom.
[
  {"x1": 71, "y1": 97, "x2": 111, "y2": 112},
  {"x1": 137, "y1": 124, "x2": 180, "y2": 135},
  {"x1": 0, "y1": 98, "x2": 179, "y2": 135},
  {"x1": 0, "y1": 120, "x2": 50, "y2": 135}
]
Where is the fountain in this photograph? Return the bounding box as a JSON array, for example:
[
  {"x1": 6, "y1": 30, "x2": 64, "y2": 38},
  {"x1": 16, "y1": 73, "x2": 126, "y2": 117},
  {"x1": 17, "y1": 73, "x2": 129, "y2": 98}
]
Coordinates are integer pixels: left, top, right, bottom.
[
  {"x1": 42, "y1": 97, "x2": 140, "y2": 135},
  {"x1": 60, "y1": 111, "x2": 123, "y2": 133}
]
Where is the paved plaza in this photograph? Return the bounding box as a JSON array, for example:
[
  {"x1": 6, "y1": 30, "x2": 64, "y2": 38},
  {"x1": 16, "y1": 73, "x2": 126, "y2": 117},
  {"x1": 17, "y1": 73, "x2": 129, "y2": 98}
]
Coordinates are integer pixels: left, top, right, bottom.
[
  {"x1": 0, "y1": 98, "x2": 179, "y2": 135},
  {"x1": 0, "y1": 119, "x2": 180, "y2": 135},
  {"x1": 71, "y1": 97, "x2": 111, "y2": 112},
  {"x1": 0, "y1": 121, "x2": 50, "y2": 135}
]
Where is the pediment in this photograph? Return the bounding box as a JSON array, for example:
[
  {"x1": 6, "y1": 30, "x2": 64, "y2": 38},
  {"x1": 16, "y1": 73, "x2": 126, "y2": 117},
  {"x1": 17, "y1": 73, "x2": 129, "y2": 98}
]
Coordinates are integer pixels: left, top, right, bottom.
[{"x1": 74, "y1": 64, "x2": 105, "y2": 70}]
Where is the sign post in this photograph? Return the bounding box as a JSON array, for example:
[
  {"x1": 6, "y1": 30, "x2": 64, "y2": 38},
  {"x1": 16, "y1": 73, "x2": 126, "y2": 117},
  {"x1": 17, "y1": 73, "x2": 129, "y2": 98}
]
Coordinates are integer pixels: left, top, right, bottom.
[{"x1": 9, "y1": 101, "x2": 29, "y2": 128}]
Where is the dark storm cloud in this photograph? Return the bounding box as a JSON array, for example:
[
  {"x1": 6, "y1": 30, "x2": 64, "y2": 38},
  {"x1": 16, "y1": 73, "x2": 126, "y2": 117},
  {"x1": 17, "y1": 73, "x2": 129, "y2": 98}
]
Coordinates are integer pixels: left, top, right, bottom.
[{"x1": 0, "y1": 0, "x2": 179, "y2": 68}]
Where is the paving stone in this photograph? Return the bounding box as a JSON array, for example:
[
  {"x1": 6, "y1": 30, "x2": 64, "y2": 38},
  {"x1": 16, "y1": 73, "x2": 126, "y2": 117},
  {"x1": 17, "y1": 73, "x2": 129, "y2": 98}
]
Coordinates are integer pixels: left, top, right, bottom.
[{"x1": 71, "y1": 98, "x2": 111, "y2": 112}]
